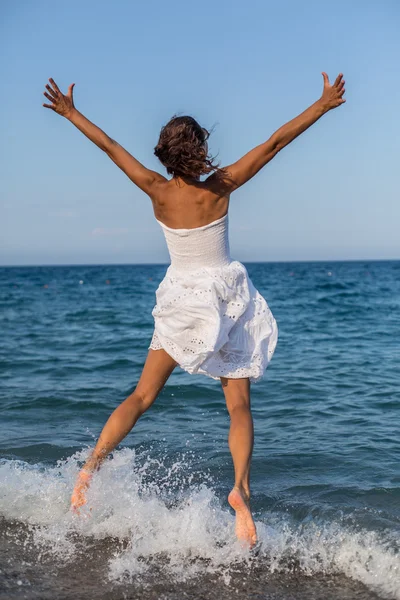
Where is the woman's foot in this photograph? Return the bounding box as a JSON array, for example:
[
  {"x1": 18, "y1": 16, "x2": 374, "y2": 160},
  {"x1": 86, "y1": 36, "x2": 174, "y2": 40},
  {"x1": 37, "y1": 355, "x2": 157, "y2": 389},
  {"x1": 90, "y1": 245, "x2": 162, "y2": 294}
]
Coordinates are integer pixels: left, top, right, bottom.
[
  {"x1": 228, "y1": 486, "x2": 257, "y2": 548},
  {"x1": 70, "y1": 470, "x2": 92, "y2": 514}
]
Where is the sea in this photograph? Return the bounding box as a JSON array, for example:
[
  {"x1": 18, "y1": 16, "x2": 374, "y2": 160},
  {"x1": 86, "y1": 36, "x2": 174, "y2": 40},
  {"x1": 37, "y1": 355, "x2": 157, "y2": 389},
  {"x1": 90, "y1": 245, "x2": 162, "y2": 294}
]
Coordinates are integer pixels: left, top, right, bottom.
[{"x1": 0, "y1": 260, "x2": 399, "y2": 600}]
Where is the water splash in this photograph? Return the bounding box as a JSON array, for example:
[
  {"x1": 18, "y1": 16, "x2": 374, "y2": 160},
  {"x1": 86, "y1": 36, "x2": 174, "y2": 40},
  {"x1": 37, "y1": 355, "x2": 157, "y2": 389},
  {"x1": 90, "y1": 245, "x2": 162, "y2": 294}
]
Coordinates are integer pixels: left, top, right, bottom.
[{"x1": 0, "y1": 449, "x2": 399, "y2": 599}]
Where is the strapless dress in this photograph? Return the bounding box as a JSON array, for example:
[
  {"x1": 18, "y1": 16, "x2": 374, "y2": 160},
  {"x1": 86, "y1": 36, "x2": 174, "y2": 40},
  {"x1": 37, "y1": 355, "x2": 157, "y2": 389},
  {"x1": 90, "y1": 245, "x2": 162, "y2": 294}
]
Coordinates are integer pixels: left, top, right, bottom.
[{"x1": 149, "y1": 213, "x2": 278, "y2": 383}]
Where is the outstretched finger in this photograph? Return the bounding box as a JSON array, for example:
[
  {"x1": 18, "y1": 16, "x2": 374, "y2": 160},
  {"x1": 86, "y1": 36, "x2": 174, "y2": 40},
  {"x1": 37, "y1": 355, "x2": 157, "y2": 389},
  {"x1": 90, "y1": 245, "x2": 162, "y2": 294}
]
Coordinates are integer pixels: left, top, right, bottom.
[
  {"x1": 334, "y1": 73, "x2": 343, "y2": 87},
  {"x1": 49, "y1": 77, "x2": 61, "y2": 94},
  {"x1": 321, "y1": 72, "x2": 330, "y2": 86},
  {"x1": 43, "y1": 91, "x2": 56, "y2": 103},
  {"x1": 45, "y1": 83, "x2": 58, "y2": 99},
  {"x1": 43, "y1": 103, "x2": 56, "y2": 110}
]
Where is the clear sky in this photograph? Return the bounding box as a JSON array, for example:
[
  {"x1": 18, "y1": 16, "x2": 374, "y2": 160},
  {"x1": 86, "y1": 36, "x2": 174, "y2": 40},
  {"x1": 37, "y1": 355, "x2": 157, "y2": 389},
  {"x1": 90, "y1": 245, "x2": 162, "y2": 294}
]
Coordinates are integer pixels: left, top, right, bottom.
[{"x1": 1, "y1": 0, "x2": 399, "y2": 265}]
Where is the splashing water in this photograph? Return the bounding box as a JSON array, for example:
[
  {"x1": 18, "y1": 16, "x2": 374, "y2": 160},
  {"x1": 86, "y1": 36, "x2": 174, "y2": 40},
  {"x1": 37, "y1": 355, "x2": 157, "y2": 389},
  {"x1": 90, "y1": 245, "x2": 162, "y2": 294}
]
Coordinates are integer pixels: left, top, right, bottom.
[{"x1": 0, "y1": 448, "x2": 399, "y2": 599}]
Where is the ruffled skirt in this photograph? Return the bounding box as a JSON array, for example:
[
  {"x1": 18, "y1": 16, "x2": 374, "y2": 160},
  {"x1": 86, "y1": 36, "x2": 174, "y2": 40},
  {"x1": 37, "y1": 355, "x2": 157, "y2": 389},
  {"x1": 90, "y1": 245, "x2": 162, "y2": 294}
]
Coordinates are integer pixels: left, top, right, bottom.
[{"x1": 149, "y1": 261, "x2": 278, "y2": 383}]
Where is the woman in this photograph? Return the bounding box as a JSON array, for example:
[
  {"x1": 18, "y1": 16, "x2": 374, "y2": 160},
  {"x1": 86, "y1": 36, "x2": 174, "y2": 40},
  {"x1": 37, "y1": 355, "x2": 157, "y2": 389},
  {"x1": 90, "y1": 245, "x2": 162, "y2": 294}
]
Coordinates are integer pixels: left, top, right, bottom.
[{"x1": 43, "y1": 72, "x2": 345, "y2": 547}]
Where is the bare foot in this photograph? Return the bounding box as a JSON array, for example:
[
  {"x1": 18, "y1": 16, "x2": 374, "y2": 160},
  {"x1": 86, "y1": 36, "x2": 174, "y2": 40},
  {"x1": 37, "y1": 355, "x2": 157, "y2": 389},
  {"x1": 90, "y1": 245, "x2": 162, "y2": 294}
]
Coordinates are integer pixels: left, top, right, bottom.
[
  {"x1": 70, "y1": 470, "x2": 92, "y2": 514},
  {"x1": 228, "y1": 486, "x2": 257, "y2": 548}
]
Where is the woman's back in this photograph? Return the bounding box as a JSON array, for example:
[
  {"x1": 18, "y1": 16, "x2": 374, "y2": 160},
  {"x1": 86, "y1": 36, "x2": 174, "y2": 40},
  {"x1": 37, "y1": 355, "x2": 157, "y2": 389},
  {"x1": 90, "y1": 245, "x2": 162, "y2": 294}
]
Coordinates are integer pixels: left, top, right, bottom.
[{"x1": 150, "y1": 176, "x2": 230, "y2": 231}]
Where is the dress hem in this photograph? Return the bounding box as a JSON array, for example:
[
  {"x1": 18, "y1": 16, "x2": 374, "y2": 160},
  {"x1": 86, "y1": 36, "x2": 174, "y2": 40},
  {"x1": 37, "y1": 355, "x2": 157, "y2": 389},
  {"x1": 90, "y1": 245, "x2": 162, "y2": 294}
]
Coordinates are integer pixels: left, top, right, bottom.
[{"x1": 148, "y1": 326, "x2": 277, "y2": 384}]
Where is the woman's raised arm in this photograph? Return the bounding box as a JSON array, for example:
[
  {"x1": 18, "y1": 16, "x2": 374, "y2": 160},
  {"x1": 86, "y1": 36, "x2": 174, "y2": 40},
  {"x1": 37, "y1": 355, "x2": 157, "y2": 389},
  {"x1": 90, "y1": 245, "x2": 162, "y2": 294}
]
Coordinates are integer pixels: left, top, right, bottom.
[
  {"x1": 42, "y1": 78, "x2": 165, "y2": 194},
  {"x1": 210, "y1": 72, "x2": 346, "y2": 193}
]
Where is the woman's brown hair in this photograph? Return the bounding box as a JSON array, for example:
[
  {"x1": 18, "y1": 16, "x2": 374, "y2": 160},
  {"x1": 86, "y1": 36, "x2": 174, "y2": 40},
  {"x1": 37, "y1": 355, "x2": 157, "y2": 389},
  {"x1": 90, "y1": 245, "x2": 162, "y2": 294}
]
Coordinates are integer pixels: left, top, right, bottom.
[{"x1": 154, "y1": 115, "x2": 221, "y2": 180}]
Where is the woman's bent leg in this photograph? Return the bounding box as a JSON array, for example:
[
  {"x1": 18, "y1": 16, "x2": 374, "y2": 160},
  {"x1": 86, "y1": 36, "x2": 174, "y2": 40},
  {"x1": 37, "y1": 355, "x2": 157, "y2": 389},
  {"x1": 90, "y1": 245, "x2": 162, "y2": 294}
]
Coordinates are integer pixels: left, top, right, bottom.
[
  {"x1": 89, "y1": 348, "x2": 177, "y2": 467},
  {"x1": 220, "y1": 376, "x2": 257, "y2": 547},
  {"x1": 71, "y1": 348, "x2": 177, "y2": 511}
]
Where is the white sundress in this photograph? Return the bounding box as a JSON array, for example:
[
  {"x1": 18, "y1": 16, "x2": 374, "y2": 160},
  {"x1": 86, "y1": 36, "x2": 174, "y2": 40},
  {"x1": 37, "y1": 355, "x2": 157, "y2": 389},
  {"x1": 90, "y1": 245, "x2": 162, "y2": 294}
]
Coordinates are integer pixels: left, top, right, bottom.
[{"x1": 149, "y1": 213, "x2": 278, "y2": 383}]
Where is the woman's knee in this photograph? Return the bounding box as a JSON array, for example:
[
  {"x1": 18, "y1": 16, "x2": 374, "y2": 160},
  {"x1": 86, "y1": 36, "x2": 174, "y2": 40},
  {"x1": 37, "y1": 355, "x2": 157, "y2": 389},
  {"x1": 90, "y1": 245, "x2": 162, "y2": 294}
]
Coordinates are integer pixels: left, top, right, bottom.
[
  {"x1": 226, "y1": 400, "x2": 251, "y2": 418},
  {"x1": 224, "y1": 389, "x2": 251, "y2": 417},
  {"x1": 125, "y1": 388, "x2": 155, "y2": 415},
  {"x1": 221, "y1": 378, "x2": 251, "y2": 416}
]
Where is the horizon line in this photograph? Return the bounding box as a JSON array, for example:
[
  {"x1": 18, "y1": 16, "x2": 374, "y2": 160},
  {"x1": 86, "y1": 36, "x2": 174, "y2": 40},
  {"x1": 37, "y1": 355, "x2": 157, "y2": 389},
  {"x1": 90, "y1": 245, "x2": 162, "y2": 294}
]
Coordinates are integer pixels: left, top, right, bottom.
[{"x1": 1, "y1": 257, "x2": 399, "y2": 268}]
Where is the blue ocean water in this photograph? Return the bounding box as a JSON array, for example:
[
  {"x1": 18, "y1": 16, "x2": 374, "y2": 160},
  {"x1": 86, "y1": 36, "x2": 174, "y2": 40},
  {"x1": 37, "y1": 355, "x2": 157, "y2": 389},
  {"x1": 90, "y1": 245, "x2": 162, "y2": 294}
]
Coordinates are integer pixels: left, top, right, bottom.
[{"x1": 0, "y1": 260, "x2": 399, "y2": 600}]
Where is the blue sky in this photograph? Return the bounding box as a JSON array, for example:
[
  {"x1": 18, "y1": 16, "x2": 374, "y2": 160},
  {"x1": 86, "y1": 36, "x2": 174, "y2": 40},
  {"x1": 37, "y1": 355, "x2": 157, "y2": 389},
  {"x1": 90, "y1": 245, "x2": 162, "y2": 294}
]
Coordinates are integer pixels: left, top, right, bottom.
[{"x1": 1, "y1": 0, "x2": 399, "y2": 265}]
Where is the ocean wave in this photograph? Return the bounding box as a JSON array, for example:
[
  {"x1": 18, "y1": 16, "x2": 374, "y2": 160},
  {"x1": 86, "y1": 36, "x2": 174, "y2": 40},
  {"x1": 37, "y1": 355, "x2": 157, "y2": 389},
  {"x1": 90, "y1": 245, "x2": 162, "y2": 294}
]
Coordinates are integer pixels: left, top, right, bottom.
[{"x1": 0, "y1": 450, "x2": 398, "y2": 599}]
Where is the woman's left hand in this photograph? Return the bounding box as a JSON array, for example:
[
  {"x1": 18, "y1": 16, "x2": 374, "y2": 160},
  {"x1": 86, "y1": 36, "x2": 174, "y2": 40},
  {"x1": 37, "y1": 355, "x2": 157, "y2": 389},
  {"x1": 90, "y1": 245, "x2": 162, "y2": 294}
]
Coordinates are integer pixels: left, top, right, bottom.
[
  {"x1": 320, "y1": 72, "x2": 346, "y2": 111},
  {"x1": 43, "y1": 78, "x2": 76, "y2": 118}
]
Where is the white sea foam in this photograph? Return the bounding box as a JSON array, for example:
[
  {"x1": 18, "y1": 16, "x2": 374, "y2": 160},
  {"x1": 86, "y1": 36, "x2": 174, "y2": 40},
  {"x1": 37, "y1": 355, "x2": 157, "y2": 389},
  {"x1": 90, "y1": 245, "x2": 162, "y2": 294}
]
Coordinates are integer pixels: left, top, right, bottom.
[{"x1": 0, "y1": 448, "x2": 399, "y2": 599}]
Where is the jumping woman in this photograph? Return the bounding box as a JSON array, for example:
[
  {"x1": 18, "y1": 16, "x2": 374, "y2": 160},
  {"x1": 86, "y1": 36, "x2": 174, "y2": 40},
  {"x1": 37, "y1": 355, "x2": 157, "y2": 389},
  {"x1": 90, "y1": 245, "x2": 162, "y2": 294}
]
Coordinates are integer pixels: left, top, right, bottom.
[{"x1": 42, "y1": 72, "x2": 345, "y2": 547}]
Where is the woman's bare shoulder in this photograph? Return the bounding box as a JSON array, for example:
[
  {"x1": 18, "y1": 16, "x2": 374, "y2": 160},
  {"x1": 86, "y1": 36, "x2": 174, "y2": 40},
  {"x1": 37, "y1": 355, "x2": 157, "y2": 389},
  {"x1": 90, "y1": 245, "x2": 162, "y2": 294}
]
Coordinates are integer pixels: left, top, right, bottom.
[{"x1": 204, "y1": 168, "x2": 235, "y2": 197}]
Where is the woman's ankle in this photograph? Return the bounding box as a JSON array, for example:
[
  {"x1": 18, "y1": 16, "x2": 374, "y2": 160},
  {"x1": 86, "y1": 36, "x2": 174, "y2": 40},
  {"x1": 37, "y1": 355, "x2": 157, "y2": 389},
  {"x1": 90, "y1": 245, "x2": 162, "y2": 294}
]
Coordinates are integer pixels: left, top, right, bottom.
[{"x1": 233, "y1": 484, "x2": 251, "y2": 502}]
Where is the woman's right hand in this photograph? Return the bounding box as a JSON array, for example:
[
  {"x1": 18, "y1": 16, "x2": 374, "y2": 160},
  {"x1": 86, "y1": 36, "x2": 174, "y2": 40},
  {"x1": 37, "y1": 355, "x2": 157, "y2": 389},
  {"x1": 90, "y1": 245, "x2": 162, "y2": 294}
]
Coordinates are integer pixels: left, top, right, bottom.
[
  {"x1": 320, "y1": 72, "x2": 346, "y2": 111},
  {"x1": 43, "y1": 78, "x2": 76, "y2": 118}
]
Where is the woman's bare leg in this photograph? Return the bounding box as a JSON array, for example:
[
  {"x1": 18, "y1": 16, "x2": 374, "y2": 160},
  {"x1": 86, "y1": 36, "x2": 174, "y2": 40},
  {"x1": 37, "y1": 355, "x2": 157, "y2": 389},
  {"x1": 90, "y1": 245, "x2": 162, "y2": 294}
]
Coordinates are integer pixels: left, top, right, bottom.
[
  {"x1": 221, "y1": 377, "x2": 257, "y2": 547},
  {"x1": 71, "y1": 348, "x2": 177, "y2": 511}
]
